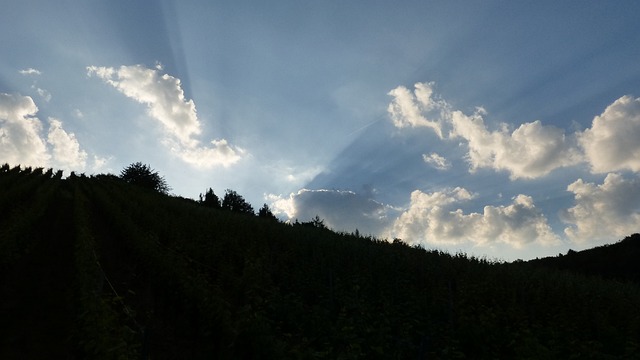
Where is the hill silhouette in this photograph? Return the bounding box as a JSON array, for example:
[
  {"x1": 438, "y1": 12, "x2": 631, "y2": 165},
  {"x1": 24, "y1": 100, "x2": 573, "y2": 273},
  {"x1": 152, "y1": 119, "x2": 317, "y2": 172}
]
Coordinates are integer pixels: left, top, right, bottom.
[
  {"x1": 526, "y1": 234, "x2": 640, "y2": 284},
  {"x1": 1, "y1": 165, "x2": 640, "y2": 359}
]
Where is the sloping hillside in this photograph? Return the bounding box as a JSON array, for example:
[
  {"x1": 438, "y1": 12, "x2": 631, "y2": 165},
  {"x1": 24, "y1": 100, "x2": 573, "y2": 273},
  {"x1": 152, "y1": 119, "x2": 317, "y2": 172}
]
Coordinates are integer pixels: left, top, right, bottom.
[
  {"x1": 1, "y1": 165, "x2": 639, "y2": 359},
  {"x1": 527, "y1": 234, "x2": 640, "y2": 284}
]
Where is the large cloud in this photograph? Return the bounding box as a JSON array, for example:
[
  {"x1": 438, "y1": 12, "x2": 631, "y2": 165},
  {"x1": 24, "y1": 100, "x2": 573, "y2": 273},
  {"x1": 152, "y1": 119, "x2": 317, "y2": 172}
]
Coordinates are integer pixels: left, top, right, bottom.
[
  {"x1": 87, "y1": 64, "x2": 243, "y2": 168},
  {"x1": 579, "y1": 95, "x2": 640, "y2": 173},
  {"x1": 0, "y1": 93, "x2": 49, "y2": 166},
  {"x1": 0, "y1": 93, "x2": 100, "y2": 172},
  {"x1": 562, "y1": 173, "x2": 640, "y2": 243},
  {"x1": 450, "y1": 110, "x2": 582, "y2": 179},
  {"x1": 268, "y1": 188, "x2": 397, "y2": 235},
  {"x1": 391, "y1": 187, "x2": 559, "y2": 248},
  {"x1": 387, "y1": 82, "x2": 582, "y2": 179}
]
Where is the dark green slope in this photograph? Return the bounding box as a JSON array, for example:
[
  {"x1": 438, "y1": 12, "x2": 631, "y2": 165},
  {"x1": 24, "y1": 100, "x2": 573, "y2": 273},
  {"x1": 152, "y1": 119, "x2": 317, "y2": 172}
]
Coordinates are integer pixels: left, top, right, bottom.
[
  {"x1": 1, "y1": 166, "x2": 640, "y2": 359},
  {"x1": 527, "y1": 234, "x2": 640, "y2": 284}
]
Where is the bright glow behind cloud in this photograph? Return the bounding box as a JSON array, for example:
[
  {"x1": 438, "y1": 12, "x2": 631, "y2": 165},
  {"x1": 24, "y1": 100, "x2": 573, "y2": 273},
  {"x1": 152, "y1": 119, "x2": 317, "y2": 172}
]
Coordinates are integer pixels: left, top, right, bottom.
[
  {"x1": 87, "y1": 64, "x2": 243, "y2": 168},
  {"x1": 269, "y1": 188, "x2": 397, "y2": 235}
]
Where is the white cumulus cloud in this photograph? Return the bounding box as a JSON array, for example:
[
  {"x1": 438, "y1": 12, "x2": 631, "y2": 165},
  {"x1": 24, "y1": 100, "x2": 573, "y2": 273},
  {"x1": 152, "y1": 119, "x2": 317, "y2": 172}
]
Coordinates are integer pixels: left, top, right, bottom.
[
  {"x1": 47, "y1": 118, "x2": 88, "y2": 170},
  {"x1": 450, "y1": 111, "x2": 582, "y2": 179},
  {"x1": 388, "y1": 81, "x2": 583, "y2": 179},
  {"x1": 392, "y1": 188, "x2": 559, "y2": 248},
  {"x1": 562, "y1": 173, "x2": 640, "y2": 243},
  {"x1": 579, "y1": 95, "x2": 640, "y2": 173},
  {"x1": 87, "y1": 64, "x2": 243, "y2": 168},
  {"x1": 0, "y1": 93, "x2": 100, "y2": 173},
  {"x1": 0, "y1": 93, "x2": 49, "y2": 166}
]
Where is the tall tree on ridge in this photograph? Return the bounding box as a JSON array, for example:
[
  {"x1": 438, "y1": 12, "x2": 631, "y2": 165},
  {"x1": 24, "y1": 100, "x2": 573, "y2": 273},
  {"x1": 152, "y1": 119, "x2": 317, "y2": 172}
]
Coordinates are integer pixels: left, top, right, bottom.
[
  {"x1": 221, "y1": 189, "x2": 254, "y2": 214},
  {"x1": 120, "y1": 162, "x2": 171, "y2": 194}
]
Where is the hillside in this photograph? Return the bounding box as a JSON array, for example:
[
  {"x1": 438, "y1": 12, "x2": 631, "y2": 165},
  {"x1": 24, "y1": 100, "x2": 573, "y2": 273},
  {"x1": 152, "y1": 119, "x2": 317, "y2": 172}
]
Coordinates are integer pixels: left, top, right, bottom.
[
  {"x1": 1, "y1": 165, "x2": 640, "y2": 359},
  {"x1": 527, "y1": 234, "x2": 640, "y2": 284}
]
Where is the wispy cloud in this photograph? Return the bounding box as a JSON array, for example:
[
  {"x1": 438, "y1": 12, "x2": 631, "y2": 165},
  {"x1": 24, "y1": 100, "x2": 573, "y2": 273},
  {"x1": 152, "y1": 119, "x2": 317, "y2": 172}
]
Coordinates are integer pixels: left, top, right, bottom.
[
  {"x1": 87, "y1": 64, "x2": 244, "y2": 168},
  {"x1": 165, "y1": 138, "x2": 244, "y2": 168},
  {"x1": 391, "y1": 188, "x2": 559, "y2": 248},
  {"x1": 19, "y1": 68, "x2": 42, "y2": 76},
  {"x1": 422, "y1": 152, "x2": 451, "y2": 170},
  {"x1": 35, "y1": 87, "x2": 52, "y2": 102},
  {"x1": 387, "y1": 82, "x2": 447, "y2": 138}
]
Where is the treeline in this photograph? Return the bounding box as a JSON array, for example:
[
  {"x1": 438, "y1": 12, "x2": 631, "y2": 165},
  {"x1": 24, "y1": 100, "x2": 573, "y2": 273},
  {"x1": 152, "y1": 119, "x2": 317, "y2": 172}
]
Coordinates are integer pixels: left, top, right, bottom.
[
  {"x1": 527, "y1": 233, "x2": 640, "y2": 284},
  {"x1": 1, "y1": 164, "x2": 640, "y2": 359},
  {"x1": 198, "y1": 188, "x2": 328, "y2": 227},
  {"x1": 119, "y1": 162, "x2": 318, "y2": 225},
  {"x1": 198, "y1": 187, "x2": 275, "y2": 219}
]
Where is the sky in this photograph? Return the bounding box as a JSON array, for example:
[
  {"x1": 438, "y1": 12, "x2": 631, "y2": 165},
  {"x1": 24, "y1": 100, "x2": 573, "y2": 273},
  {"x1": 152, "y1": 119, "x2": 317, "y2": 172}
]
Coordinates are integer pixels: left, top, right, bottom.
[{"x1": 2, "y1": 0, "x2": 640, "y2": 261}]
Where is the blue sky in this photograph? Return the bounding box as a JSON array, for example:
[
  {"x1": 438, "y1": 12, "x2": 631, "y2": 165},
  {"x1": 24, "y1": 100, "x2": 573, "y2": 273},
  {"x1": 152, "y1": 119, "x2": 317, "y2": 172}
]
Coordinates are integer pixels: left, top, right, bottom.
[{"x1": 2, "y1": 0, "x2": 640, "y2": 260}]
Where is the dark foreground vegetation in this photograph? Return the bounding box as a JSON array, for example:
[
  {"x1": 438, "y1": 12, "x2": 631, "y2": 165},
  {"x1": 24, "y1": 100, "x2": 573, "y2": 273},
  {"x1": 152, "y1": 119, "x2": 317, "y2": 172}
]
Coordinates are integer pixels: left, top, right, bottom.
[{"x1": 1, "y1": 164, "x2": 639, "y2": 359}]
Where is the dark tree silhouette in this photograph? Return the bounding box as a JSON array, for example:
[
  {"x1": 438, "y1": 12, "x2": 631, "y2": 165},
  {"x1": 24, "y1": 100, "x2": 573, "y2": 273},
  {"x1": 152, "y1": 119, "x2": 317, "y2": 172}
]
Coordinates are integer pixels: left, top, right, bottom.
[
  {"x1": 3, "y1": 166, "x2": 640, "y2": 358},
  {"x1": 258, "y1": 203, "x2": 277, "y2": 220},
  {"x1": 298, "y1": 215, "x2": 327, "y2": 229},
  {"x1": 221, "y1": 189, "x2": 254, "y2": 214},
  {"x1": 120, "y1": 162, "x2": 170, "y2": 194},
  {"x1": 199, "y1": 188, "x2": 221, "y2": 209},
  {"x1": 311, "y1": 215, "x2": 327, "y2": 229}
]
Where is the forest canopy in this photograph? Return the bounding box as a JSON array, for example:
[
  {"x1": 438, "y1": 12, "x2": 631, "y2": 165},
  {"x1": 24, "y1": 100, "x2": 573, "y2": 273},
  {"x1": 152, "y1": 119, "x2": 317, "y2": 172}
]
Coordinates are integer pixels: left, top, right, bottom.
[{"x1": 2, "y1": 164, "x2": 640, "y2": 359}]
